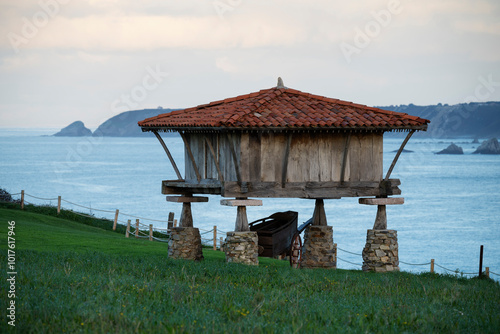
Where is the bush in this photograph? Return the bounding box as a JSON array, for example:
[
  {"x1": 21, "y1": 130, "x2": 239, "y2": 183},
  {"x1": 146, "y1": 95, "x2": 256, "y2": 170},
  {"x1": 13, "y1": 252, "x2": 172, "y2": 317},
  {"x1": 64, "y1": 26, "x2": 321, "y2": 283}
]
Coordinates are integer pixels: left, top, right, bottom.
[{"x1": 0, "y1": 188, "x2": 13, "y2": 202}]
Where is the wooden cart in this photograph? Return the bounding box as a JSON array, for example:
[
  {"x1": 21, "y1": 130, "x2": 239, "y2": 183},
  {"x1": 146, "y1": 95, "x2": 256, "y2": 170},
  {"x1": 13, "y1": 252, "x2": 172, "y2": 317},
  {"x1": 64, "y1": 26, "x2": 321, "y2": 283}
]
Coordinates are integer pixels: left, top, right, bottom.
[{"x1": 249, "y1": 211, "x2": 298, "y2": 258}]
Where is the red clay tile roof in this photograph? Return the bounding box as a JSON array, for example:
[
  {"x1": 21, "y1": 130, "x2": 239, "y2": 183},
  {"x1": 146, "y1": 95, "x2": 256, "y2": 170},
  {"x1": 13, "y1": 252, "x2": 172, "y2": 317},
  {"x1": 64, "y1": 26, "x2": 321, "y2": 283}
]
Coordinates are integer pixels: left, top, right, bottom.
[{"x1": 139, "y1": 87, "x2": 429, "y2": 132}]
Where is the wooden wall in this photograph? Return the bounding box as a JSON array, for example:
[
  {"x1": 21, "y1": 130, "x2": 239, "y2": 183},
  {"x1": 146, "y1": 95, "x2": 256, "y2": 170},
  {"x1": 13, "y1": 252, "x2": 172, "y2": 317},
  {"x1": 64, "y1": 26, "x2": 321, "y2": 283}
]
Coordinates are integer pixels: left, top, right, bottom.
[{"x1": 183, "y1": 132, "x2": 383, "y2": 183}]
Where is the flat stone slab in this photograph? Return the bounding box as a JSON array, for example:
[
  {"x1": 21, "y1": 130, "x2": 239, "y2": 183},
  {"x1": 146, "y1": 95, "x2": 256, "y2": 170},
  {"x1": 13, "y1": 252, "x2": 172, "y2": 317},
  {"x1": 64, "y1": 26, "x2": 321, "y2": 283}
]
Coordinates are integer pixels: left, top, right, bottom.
[
  {"x1": 358, "y1": 197, "x2": 404, "y2": 205},
  {"x1": 167, "y1": 196, "x2": 209, "y2": 203},
  {"x1": 220, "y1": 199, "x2": 263, "y2": 207}
]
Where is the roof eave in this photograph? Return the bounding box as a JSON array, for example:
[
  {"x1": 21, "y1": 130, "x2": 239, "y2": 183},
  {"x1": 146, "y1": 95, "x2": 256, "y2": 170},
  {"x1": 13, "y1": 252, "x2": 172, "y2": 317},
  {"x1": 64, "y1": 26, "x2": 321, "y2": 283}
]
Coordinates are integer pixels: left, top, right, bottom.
[{"x1": 140, "y1": 124, "x2": 428, "y2": 133}]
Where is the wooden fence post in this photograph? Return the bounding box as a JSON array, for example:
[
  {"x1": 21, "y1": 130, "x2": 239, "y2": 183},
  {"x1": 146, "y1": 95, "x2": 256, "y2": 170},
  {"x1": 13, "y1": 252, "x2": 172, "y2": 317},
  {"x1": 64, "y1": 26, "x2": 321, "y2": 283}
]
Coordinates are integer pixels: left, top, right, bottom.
[
  {"x1": 149, "y1": 224, "x2": 153, "y2": 241},
  {"x1": 21, "y1": 190, "x2": 24, "y2": 210},
  {"x1": 220, "y1": 237, "x2": 223, "y2": 251},
  {"x1": 485, "y1": 267, "x2": 490, "y2": 278},
  {"x1": 126, "y1": 220, "x2": 131, "y2": 238},
  {"x1": 173, "y1": 219, "x2": 177, "y2": 228},
  {"x1": 57, "y1": 196, "x2": 61, "y2": 214},
  {"x1": 213, "y1": 225, "x2": 217, "y2": 250},
  {"x1": 113, "y1": 209, "x2": 119, "y2": 231},
  {"x1": 135, "y1": 219, "x2": 139, "y2": 238},
  {"x1": 430, "y1": 259, "x2": 435, "y2": 273},
  {"x1": 168, "y1": 212, "x2": 174, "y2": 230}
]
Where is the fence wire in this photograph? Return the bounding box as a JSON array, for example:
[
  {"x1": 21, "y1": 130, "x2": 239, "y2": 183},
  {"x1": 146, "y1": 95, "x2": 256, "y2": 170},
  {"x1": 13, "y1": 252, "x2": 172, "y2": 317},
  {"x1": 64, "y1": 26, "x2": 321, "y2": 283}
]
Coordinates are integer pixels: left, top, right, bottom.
[{"x1": 7, "y1": 191, "x2": 499, "y2": 278}]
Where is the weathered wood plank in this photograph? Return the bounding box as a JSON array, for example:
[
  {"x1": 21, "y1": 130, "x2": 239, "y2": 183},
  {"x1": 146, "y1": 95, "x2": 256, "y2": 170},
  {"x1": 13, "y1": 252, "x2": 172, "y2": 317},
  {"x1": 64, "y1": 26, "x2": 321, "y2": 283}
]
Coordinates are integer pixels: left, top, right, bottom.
[
  {"x1": 340, "y1": 133, "x2": 351, "y2": 183},
  {"x1": 220, "y1": 199, "x2": 263, "y2": 206},
  {"x1": 260, "y1": 133, "x2": 277, "y2": 182},
  {"x1": 180, "y1": 132, "x2": 202, "y2": 183},
  {"x1": 248, "y1": 133, "x2": 262, "y2": 182},
  {"x1": 225, "y1": 133, "x2": 242, "y2": 182},
  {"x1": 240, "y1": 133, "x2": 250, "y2": 181},
  {"x1": 167, "y1": 196, "x2": 209, "y2": 203},
  {"x1": 281, "y1": 133, "x2": 292, "y2": 187},
  {"x1": 222, "y1": 180, "x2": 401, "y2": 198},
  {"x1": 204, "y1": 135, "x2": 224, "y2": 181},
  {"x1": 359, "y1": 197, "x2": 404, "y2": 205}
]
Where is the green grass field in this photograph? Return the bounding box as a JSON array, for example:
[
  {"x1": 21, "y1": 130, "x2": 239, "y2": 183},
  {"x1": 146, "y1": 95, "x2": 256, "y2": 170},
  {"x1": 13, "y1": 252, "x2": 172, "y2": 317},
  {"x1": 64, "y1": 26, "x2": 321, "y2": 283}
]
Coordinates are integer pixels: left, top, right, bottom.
[{"x1": 1, "y1": 205, "x2": 499, "y2": 333}]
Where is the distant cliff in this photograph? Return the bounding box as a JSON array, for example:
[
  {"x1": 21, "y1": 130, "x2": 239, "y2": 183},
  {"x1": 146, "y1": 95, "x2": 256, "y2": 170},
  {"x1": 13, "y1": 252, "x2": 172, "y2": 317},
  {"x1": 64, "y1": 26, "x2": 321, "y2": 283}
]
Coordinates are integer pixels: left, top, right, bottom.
[
  {"x1": 53, "y1": 121, "x2": 92, "y2": 137},
  {"x1": 378, "y1": 102, "x2": 500, "y2": 138},
  {"x1": 59, "y1": 102, "x2": 499, "y2": 138},
  {"x1": 93, "y1": 108, "x2": 175, "y2": 137}
]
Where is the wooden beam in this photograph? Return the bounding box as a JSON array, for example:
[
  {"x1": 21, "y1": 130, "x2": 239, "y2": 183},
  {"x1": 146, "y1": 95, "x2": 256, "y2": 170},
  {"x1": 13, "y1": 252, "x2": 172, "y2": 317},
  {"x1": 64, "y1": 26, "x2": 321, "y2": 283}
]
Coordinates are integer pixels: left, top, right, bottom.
[
  {"x1": 180, "y1": 132, "x2": 202, "y2": 183},
  {"x1": 281, "y1": 133, "x2": 292, "y2": 188},
  {"x1": 222, "y1": 180, "x2": 401, "y2": 199},
  {"x1": 204, "y1": 136, "x2": 224, "y2": 182},
  {"x1": 153, "y1": 130, "x2": 182, "y2": 180},
  {"x1": 384, "y1": 130, "x2": 415, "y2": 181},
  {"x1": 162, "y1": 179, "x2": 222, "y2": 195},
  {"x1": 340, "y1": 133, "x2": 351, "y2": 183},
  {"x1": 226, "y1": 133, "x2": 242, "y2": 183}
]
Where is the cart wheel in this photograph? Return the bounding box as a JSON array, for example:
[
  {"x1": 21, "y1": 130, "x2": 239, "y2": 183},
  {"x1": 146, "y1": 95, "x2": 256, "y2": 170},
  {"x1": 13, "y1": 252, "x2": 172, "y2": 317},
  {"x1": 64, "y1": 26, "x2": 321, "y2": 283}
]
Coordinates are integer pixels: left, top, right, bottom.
[{"x1": 289, "y1": 233, "x2": 302, "y2": 268}]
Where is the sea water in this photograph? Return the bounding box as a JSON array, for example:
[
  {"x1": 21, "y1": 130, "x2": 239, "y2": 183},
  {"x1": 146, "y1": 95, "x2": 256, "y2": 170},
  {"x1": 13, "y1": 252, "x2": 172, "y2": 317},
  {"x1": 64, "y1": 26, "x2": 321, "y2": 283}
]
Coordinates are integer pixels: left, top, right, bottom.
[{"x1": 0, "y1": 129, "x2": 499, "y2": 278}]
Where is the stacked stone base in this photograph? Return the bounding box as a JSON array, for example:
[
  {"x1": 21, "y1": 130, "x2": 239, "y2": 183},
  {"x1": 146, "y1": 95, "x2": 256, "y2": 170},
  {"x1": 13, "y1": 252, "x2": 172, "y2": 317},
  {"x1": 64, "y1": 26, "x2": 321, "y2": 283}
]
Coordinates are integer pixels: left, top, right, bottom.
[
  {"x1": 362, "y1": 229, "x2": 399, "y2": 272},
  {"x1": 168, "y1": 227, "x2": 204, "y2": 261},
  {"x1": 301, "y1": 226, "x2": 336, "y2": 269},
  {"x1": 224, "y1": 231, "x2": 259, "y2": 266}
]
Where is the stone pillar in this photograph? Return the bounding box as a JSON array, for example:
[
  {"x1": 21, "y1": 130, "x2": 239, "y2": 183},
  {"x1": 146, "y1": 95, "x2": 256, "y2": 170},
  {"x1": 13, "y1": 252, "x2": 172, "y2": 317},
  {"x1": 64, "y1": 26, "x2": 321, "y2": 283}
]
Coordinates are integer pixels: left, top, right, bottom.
[
  {"x1": 224, "y1": 231, "x2": 259, "y2": 266},
  {"x1": 301, "y1": 225, "x2": 336, "y2": 269},
  {"x1": 362, "y1": 229, "x2": 399, "y2": 272},
  {"x1": 168, "y1": 227, "x2": 204, "y2": 261}
]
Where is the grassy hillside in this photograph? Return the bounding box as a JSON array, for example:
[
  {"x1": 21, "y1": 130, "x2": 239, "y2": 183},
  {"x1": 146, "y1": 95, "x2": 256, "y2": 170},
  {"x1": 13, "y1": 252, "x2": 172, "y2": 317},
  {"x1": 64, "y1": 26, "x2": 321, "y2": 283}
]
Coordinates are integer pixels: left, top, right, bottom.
[{"x1": 1, "y1": 206, "x2": 499, "y2": 333}]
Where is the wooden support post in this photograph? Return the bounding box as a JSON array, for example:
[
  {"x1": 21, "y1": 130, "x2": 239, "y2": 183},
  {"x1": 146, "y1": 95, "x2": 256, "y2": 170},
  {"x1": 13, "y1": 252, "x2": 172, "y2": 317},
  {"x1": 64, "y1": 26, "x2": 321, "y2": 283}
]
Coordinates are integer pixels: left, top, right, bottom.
[
  {"x1": 430, "y1": 259, "x2": 435, "y2": 273},
  {"x1": 220, "y1": 198, "x2": 263, "y2": 232},
  {"x1": 21, "y1": 190, "x2": 24, "y2": 210},
  {"x1": 168, "y1": 212, "x2": 174, "y2": 230},
  {"x1": 57, "y1": 196, "x2": 61, "y2": 214},
  {"x1": 180, "y1": 202, "x2": 193, "y2": 228},
  {"x1": 485, "y1": 267, "x2": 490, "y2": 278},
  {"x1": 312, "y1": 199, "x2": 327, "y2": 226},
  {"x1": 359, "y1": 198, "x2": 404, "y2": 230},
  {"x1": 174, "y1": 219, "x2": 178, "y2": 227},
  {"x1": 479, "y1": 245, "x2": 484, "y2": 277},
  {"x1": 213, "y1": 225, "x2": 217, "y2": 250},
  {"x1": 373, "y1": 205, "x2": 387, "y2": 230},
  {"x1": 236, "y1": 206, "x2": 249, "y2": 232},
  {"x1": 153, "y1": 130, "x2": 183, "y2": 180},
  {"x1": 384, "y1": 130, "x2": 415, "y2": 181},
  {"x1": 135, "y1": 219, "x2": 139, "y2": 238},
  {"x1": 220, "y1": 237, "x2": 223, "y2": 251},
  {"x1": 167, "y1": 196, "x2": 208, "y2": 228},
  {"x1": 126, "y1": 219, "x2": 131, "y2": 238},
  {"x1": 149, "y1": 224, "x2": 153, "y2": 241},
  {"x1": 113, "y1": 209, "x2": 119, "y2": 231}
]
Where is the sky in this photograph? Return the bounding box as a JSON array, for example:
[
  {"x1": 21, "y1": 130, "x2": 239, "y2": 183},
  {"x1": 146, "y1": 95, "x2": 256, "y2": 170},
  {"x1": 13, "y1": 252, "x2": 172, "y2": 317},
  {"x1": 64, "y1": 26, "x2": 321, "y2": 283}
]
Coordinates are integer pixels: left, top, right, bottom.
[{"x1": 1, "y1": 0, "x2": 499, "y2": 129}]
